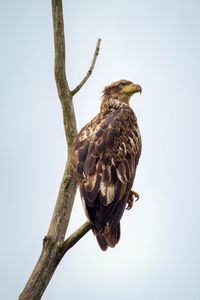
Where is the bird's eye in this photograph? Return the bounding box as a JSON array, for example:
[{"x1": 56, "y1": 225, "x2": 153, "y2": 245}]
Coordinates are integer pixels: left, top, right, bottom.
[{"x1": 119, "y1": 83, "x2": 126, "y2": 87}]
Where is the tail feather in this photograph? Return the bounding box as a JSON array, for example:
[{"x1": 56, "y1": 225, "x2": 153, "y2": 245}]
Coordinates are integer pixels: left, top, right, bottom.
[
  {"x1": 96, "y1": 233, "x2": 108, "y2": 251},
  {"x1": 93, "y1": 223, "x2": 121, "y2": 251}
]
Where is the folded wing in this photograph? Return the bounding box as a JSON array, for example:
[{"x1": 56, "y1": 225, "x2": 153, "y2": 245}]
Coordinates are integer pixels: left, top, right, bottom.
[{"x1": 72, "y1": 107, "x2": 141, "y2": 250}]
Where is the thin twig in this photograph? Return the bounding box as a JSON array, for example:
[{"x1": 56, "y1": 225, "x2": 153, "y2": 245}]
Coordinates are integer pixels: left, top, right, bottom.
[
  {"x1": 60, "y1": 221, "x2": 92, "y2": 255},
  {"x1": 71, "y1": 39, "x2": 101, "y2": 95}
]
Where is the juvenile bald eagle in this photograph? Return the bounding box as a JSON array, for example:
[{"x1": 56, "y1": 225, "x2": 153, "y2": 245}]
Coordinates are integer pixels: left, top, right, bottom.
[{"x1": 72, "y1": 80, "x2": 142, "y2": 250}]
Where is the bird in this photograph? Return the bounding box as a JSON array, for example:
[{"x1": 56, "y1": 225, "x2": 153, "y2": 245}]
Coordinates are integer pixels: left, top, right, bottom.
[{"x1": 72, "y1": 79, "x2": 142, "y2": 250}]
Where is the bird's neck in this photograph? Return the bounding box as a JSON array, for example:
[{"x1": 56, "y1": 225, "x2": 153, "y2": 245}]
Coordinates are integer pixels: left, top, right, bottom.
[{"x1": 100, "y1": 97, "x2": 129, "y2": 113}]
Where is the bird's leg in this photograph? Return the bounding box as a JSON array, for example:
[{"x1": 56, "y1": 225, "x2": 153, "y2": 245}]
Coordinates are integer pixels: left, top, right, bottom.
[{"x1": 126, "y1": 190, "x2": 139, "y2": 210}]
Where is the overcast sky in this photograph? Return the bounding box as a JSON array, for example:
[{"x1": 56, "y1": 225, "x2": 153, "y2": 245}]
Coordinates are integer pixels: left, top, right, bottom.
[{"x1": 1, "y1": 0, "x2": 200, "y2": 299}]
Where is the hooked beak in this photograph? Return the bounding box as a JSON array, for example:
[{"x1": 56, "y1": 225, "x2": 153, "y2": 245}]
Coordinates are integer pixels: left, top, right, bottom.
[{"x1": 122, "y1": 83, "x2": 142, "y2": 94}]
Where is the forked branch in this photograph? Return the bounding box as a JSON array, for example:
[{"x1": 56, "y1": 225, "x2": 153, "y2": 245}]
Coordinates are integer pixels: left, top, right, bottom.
[{"x1": 19, "y1": 0, "x2": 101, "y2": 299}]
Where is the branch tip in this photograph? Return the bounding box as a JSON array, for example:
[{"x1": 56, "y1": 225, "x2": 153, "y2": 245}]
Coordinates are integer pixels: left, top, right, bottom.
[
  {"x1": 72, "y1": 38, "x2": 102, "y2": 95},
  {"x1": 60, "y1": 221, "x2": 92, "y2": 254}
]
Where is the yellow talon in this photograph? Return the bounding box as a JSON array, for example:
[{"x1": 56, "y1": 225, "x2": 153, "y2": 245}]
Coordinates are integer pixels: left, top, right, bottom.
[{"x1": 126, "y1": 190, "x2": 139, "y2": 210}]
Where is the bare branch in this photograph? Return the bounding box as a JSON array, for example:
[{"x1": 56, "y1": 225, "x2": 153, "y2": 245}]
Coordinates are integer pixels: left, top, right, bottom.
[
  {"x1": 60, "y1": 221, "x2": 92, "y2": 255},
  {"x1": 46, "y1": 0, "x2": 78, "y2": 245},
  {"x1": 19, "y1": 1, "x2": 77, "y2": 298},
  {"x1": 19, "y1": 1, "x2": 101, "y2": 298},
  {"x1": 51, "y1": 0, "x2": 77, "y2": 148},
  {"x1": 71, "y1": 38, "x2": 101, "y2": 95}
]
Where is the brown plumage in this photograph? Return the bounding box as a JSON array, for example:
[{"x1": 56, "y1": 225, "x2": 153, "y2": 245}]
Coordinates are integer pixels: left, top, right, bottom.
[{"x1": 72, "y1": 79, "x2": 142, "y2": 250}]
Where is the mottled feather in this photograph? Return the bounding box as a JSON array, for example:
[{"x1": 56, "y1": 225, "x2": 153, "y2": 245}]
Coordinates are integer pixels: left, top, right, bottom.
[{"x1": 72, "y1": 79, "x2": 142, "y2": 250}]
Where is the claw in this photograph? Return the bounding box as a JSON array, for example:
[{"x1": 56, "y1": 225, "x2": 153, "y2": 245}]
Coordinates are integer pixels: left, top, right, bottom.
[{"x1": 126, "y1": 190, "x2": 139, "y2": 210}]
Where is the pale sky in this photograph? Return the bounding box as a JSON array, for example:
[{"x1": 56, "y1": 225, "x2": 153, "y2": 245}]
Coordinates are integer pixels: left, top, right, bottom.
[{"x1": 1, "y1": 0, "x2": 200, "y2": 299}]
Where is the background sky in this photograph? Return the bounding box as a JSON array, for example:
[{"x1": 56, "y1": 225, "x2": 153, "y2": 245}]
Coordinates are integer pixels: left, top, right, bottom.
[{"x1": 1, "y1": 0, "x2": 200, "y2": 299}]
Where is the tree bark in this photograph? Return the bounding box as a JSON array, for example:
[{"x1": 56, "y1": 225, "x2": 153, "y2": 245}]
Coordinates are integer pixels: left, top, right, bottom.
[
  {"x1": 19, "y1": 222, "x2": 92, "y2": 300},
  {"x1": 19, "y1": 0, "x2": 100, "y2": 299}
]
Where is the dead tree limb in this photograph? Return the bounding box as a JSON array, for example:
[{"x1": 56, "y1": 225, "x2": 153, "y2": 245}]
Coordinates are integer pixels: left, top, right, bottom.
[
  {"x1": 72, "y1": 38, "x2": 101, "y2": 96},
  {"x1": 59, "y1": 221, "x2": 92, "y2": 255},
  {"x1": 19, "y1": 0, "x2": 101, "y2": 299}
]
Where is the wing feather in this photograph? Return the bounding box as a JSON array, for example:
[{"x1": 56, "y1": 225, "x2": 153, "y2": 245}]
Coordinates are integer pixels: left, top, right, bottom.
[{"x1": 72, "y1": 106, "x2": 142, "y2": 248}]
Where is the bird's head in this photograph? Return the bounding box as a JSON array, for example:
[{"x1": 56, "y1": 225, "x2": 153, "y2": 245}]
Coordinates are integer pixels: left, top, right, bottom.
[{"x1": 101, "y1": 79, "x2": 142, "y2": 111}]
